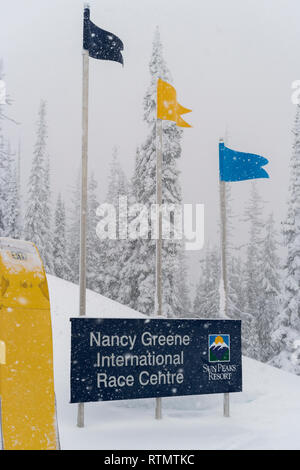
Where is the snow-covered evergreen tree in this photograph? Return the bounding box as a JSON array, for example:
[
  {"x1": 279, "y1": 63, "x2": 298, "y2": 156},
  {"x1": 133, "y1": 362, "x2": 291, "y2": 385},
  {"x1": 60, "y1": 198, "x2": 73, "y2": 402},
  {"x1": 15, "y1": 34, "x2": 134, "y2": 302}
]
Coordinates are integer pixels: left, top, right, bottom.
[
  {"x1": 3, "y1": 142, "x2": 21, "y2": 238},
  {"x1": 0, "y1": 61, "x2": 7, "y2": 235},
  {"x1": 15, "y1": 143, "x2": 23, "y2": 237},
  {"x1": 118, "y1": 147, "x2": 146, "y2": 309},
  {"x1": 128, "y1": 28, "x2": 187, "y2": 317},
  {"x1": 243, "y1": 182, "x2": 264, "y2": 358},
  {"x1": 223, "y1": 183, "x2": 243, "y2": 319},
  {"x1": 257, "y1": 212, "x2": 281, "y2": 362},
  {"x1": 106, "y1": 147, "x2": 128, "y2": 205},
  {"x1": 101, "y1": 148, "x2": 129, "y2": 302},
  {"x1": 86, "y1": 172, "x2": 104, "y2": 293},
  {"x1": 24, "y1": 100, "x2": 53, "y2": 272},
  {"x1": 67, "y1": 171, "x2": 80, "y2": 284},
  {"x1": 175, "y1": 250, "x2": 192, "y2": 317},
  {"x1": 43, "y1": 155, "x2": 54, "y2": 272},
  {"x1": 271, "y1": 105, "x2": 300, "y2": 373},
  {"x1": 193, "y1": 246, "x2": 220, "y2": 318},
  {"x1": 227, "y1": 254, "x2": 247, "y2": 321},
  {"x1": 0, "y1": 62, "x2": 22, "y2": 239},
  {"x1": 0, "y1": 139, "x2": 10, "y2": 236},
  {"x1": 53, "y1": 193, "x2": 71, "y2": 280}
]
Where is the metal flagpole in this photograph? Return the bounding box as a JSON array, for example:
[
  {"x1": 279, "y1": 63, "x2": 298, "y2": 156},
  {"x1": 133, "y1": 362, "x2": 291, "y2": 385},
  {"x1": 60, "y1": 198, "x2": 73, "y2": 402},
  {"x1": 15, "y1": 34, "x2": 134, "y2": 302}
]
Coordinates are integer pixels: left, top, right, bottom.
[
  {"x1": 219, "y1": 183, "x2": 228, "y2": 316},
  {"x1": 223, "y1": 392, "x2": 230, "y2": 418},
  {"x1": 155, "y1": 118, "x2": 163, "y2": 420},
  {"x1": 77, "y1": 41, "x2": 90, "y2": 428},
  {"x1": 219, "y1": 137, "x2": 230, "y2": 418}
]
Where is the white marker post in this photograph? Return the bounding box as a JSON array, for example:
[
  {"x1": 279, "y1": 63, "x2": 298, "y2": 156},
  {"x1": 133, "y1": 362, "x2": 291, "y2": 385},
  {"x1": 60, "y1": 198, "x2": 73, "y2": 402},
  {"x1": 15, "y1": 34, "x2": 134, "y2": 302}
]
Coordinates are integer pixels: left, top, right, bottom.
[
  {"x1": 219, "y1": 137, "x2": 230, "y2": 418},
  {"x1": 77, "y1": 12, "x2": 90, "y2": 428},
  {"x1": 155, "y1": 118, "x2": 163, "y2": 420}
]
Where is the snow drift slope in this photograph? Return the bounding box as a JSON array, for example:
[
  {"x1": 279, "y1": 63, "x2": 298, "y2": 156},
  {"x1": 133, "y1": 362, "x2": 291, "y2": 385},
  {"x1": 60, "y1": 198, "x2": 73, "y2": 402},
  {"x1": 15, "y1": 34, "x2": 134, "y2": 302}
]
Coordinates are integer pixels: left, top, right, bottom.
[
  {"x1": 48, "y1": 275, "x2": 300, "y2": 450},
  {"x1": 48, "y1": 274, "x2": 144, "y2": 320}
]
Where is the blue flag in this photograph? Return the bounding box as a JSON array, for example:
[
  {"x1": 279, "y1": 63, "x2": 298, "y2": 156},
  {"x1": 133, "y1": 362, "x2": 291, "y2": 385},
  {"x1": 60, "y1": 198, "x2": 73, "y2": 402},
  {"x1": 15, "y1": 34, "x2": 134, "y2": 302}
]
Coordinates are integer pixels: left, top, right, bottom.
[
  {"x1": 83, "y1": 6, "x2": 124, "y2": 65},
  {"x1": 219, "y1": 142, "x2": 269, "y2": 182}
]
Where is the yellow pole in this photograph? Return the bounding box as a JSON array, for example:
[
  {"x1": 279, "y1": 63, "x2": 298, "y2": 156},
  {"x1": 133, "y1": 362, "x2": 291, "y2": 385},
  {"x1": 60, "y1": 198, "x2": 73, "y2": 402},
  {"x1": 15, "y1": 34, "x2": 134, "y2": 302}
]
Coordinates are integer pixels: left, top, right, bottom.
[{"x1": 0, "y1": 238, "x2": 59, "y2": 449}]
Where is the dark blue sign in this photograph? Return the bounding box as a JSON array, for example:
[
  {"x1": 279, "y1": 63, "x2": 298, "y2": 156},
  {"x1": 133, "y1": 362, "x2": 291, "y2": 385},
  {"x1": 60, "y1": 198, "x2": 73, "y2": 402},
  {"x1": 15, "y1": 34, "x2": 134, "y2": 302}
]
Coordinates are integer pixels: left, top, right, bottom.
[{"x1": 70, "y1": 318, "x2": 242, "y2": 403}]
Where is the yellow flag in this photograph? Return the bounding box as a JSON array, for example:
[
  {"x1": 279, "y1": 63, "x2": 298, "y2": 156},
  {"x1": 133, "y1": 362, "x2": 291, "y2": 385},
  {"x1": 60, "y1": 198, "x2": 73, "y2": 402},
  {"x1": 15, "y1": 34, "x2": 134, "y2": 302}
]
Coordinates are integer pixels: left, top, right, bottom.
[{"x1": 157, "y1": 78, "x2": 192, "y2": 128}]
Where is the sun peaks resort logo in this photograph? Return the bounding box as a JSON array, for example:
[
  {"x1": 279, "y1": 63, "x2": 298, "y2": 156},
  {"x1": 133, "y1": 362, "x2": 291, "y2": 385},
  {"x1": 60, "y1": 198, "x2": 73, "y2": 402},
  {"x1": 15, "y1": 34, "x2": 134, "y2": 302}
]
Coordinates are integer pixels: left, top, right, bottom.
[
  {"x1": 208, "y1": 335, "x2": 230, "y2": 362},
  {"x1": 203, "y1": 333, "x2": 237, "y2": 382}
]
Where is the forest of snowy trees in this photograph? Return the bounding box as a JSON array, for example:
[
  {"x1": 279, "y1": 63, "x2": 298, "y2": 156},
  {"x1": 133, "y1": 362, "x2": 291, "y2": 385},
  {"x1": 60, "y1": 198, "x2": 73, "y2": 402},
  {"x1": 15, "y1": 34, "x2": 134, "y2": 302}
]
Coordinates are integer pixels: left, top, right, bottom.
[{"x1": 0, "y1": 31, "x2": 299, "y2": 374}]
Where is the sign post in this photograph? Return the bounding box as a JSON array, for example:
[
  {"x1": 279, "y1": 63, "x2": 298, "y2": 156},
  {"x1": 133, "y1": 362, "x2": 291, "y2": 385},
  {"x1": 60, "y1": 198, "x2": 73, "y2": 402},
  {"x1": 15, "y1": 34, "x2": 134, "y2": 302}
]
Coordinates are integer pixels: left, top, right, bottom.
[
  {"x1": 77, "y1": 45, "x2": 89, "y2": 430},
  {"x1": 77, "y1": 2, "x2": 124, "y2": 429}
]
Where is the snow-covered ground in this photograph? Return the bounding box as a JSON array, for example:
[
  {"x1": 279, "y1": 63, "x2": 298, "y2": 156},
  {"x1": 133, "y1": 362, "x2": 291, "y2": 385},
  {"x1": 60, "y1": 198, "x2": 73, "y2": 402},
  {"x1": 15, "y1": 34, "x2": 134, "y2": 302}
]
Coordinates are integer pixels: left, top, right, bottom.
[{"x1": 49, "y1": 275, "x2": 300, "y2": 450}]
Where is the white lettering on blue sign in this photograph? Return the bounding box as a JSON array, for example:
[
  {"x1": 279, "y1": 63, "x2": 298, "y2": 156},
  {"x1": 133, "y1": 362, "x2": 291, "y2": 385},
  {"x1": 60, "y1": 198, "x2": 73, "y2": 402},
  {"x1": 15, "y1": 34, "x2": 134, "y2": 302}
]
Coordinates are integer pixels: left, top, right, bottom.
[{"x1": 70, "y1": 319, "x2": 242, "y2": 403}]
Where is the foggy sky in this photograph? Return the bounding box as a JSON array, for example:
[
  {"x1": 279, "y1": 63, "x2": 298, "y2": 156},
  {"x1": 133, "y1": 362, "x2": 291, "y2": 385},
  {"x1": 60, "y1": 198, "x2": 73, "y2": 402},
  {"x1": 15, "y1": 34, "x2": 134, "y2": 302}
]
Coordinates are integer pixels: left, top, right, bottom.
[{"x1": 1, "y1": 0, "x2": 299, "y2": 287}]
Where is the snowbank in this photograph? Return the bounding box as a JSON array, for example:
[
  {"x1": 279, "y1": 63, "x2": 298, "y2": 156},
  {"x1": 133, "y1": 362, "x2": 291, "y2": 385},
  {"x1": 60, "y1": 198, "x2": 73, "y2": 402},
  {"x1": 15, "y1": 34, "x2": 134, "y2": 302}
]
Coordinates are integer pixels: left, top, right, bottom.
[{"x1": 48, "y1": 275, "x2": 300, "y2": 450}]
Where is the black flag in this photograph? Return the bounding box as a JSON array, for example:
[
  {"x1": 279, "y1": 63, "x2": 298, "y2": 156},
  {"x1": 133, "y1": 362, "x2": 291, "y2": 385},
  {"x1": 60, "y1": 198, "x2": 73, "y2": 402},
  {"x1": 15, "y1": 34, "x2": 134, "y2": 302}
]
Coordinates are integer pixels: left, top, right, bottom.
[{"x1": 83, "y1": 6, "x2": 124, "y2": 65}]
